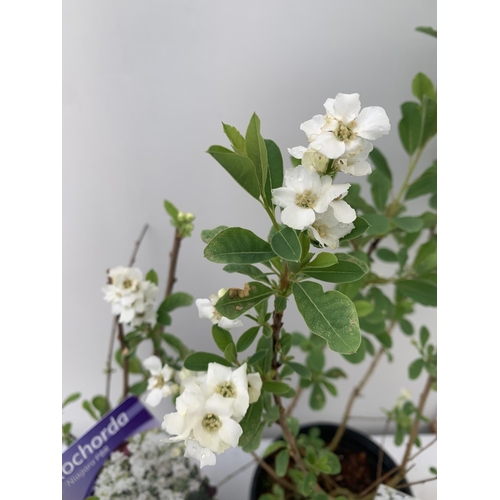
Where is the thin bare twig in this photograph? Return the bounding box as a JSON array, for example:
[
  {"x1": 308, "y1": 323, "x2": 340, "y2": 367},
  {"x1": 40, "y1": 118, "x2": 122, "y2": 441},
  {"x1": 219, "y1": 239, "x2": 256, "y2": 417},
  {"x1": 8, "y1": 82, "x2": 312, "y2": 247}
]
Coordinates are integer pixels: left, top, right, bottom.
[
  {"x1": 165, "y1": 229, "x2": 182, "y2": 298},
  {"x1": 285, "y1": 386, "x2": 303, "y2": 417},
  {"x1": 105, "y1": 224, "x2": 149, "y2": 402},
  {"x1": 396, "y1": 476, "x2": 437, "y2": 489},
  {"x1": 357, "y1": 464, "x2": 415, "y2": 499},
  {"x1": 409, "y1": 436, "x2": 437, "y2": 462},
  {"x1": 377, "y1": 417, "x2": 391, "y2": 481},
  {"x1": 216, "y1": 459, "x2": 256, "y2": 489},
  {"x1": 250, "y1": 452, "x2": 295, "y2": 492},
  {"x1": 117, "y1": 321, "x2": 129, "y2": 399}
]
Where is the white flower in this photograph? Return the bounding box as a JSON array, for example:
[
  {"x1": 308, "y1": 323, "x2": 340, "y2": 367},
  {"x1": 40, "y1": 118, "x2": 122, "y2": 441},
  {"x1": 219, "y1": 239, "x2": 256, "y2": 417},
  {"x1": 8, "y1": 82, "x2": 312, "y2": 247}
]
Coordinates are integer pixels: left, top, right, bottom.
[
  {"x1": 300, "y1": 93, "x2": 390, "y2": 159},
  {"x1": 247, "y1": 372, "x2": 263, "y2": 404},
  {"x1": 272, "y1": 165, "x2": 344, "y2": 230},
  {"x1": 204, "y1": 363, "x2": 249, "y2": 422},
  {"x1": 184, "y1": 440, "x2": 216, "y2": 469},
  {"x1": 333, "y1": 139, "x2": 374, "y2": 176},
  {"x1": 196, "y1": 289, "x2": 243, "y2": 330},
  {"x1": 329, "y1": 183, "x2": 356, "y2": 223},
  {"x1": 307, "y1": 207, "x2": 354, "y2": 249},
  {"x1": 288, "y1": 146, "x2": 329, "y2": 174},
  {"x1": 143, "y1": 356, "x2": 176, "y2": 407},
  {"x1": 396, "y1": 388, "x2": 413, "y2": 408}
]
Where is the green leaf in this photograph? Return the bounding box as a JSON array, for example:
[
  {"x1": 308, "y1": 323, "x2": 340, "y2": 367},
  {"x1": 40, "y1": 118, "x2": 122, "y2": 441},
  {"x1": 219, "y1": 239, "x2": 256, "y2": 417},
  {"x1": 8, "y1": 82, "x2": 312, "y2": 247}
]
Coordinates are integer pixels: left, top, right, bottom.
[
  {"x1": 340, "y1": 216, "x2": 370, "y2": 241},
  {"x1": 82, "y1": 400, "x2": 98, "y2": 421},
  {"x1": 286, "y1": 361, "x2": 312, "y2": 380},
  {"x1": 223, "y1": 264, "x2": 271, "y2": 284},
  {"x1": 409, "y1": 358, "x2": 425, "y2": 379},
  {"x1": 222, "y1": 122, "x2": 246, "y2": 155},
  {"x1": 115, "y1": 350, "x2": 144, "y2": 374},
  {"x1": 342, "y1": 336, "x2": 367, "y2": 364},
  {"x1": 310, "y1": 383, "x2": 326, "y2": 410},
  {"x1": 429, "y1": 193, "x2": 437, "y2": 209},
  {"x1": 376, "y1": 248, "x2": 398, "y2": 262},
  {"x1": 212, "y1": 325, "x2": 233, "y2": 352},
  {"x1": 63, "y1": 392, "x2": 81, "y2": 408},
  {"x1": 164, "y1": 199, "x2": 179, "y2": 223},
  {"x1": 204, "y1": 227, "x2": 275, "y2": 264},
  {"x1": 421, "y1": 97, "x2": 437, "y2": 145},
  {"x1": 406, "y1": 163, "x2": 437, "y2": 200},
  {"x1": 394, "y1": 217, "x2": 424, "y2": 233},
  {"x1": 430, "y1": 466, "x2": 437, "y2": 475},
  {"x1": 201, "y1": 225, "x2": 228, "y2": 244},
  {"x1": 343, "y1": 184, "x2": 376, "y2": 214},
  {"x1": 416, "y1": 26, "x2": 437, "y2": 37},
  {"x1": 245, "y1": 113, "x2": 268, "y2": 189},
  {"x1": 255, "y1": 335, "x2": 273, "y2": 372},
  {"x1": 322, "y1": 380, "x2": 338, "y2": 397},
  {"x1": 207, "y1": 145, "x2": 260, "y2": 199},
  {"x1": 92, "y1": 396, "x2": 111, "y2": 417},
  {"x1": 275, "y1": 449, "x2": 290, "y2": 477},
  {"x1": 354, "y1": 300, "x2": 375, "y2": 318},
  {"x1": 399, "y1": 102, "x2": 422, "y2": 155},
  {"x1": 224, "y1": 342, "x2": 237, "y2": 363},
  {"x1": 399, "y1": 319, "x2": 414, "y2": 335},
  {"x1": 397, "y1": 279, "x2": 437, "y2": 306},
  {"x1": 363, "y1": 214, "x2": 390, "y2": 236},
  {"x1": 369, "y1": 147, "x2": 392, "y2": 180},
  {"x1": 158, "y1": 292, "x2": 193, "y2": 314},
  {"x1": 412, "y1": 73, "x2": 437, "y2": 102},
  {"x1": 215, "y1": 282, "x2": 274, "y2": 319},
  {"x1": 303, "y1": 260, "x2": 365, "y2": 284},
  {"x1": 129, "y1": 380, "x2": 148, "y2": 395},
  {"x1": 368, "y1": 169, "x2": 392, "y2": 212},
  {"x1": 236, "y1": 326, "x2": 260, "y2": 352},
  {"x1": 305, "y1": 252, "x2": 338, "y2": 269},
  {"x1": 263, "y1": 440, "x2": 287, "y2": 458},
  {"x1": 293, "y1": 281, "x2": 361, "y2": 354},
  {"x1": 162, "y1": 333, "x2": 191, "y2": 359},
  {"x1": 307, "y1": 349, "x2": 325, "y2": 373},
  {"x1": 262, "y1": 381, "x2": 292, "y2": 395},
  {"x1": 239, "y1": 398, "x2": 264, "y2": 451},
  {"x1": 183, "y1": 352, "x2": 231, "y2": 371},
  {"x1": 264, "y1": 139, "x2": 284, "y2": 206},
  {"x1": 247, "y1": 349, "x2": 268, "y2": 365},
  {"x1": 420, "y1": 326, "x2": 430, "y2": 346},
  {"x1": 145, "y1": 269, "x2": 159, "y2": 285},
  {"x1": 271, "y1": 227, "x2": 301, "y2": 262},
  {"x1": 324, "y1": 367, "x2": 347, "y2": 379},
  {"x1": 286, "y1": 416, "x2": 300, "y2": 437}
]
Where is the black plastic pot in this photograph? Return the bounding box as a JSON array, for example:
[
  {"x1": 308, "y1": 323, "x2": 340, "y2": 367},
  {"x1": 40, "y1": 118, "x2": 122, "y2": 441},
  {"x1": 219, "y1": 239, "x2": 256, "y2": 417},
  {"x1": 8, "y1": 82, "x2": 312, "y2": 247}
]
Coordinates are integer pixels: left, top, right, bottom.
[{"x1": 250, "y1": 422, "x2": 413, "y2": 499}]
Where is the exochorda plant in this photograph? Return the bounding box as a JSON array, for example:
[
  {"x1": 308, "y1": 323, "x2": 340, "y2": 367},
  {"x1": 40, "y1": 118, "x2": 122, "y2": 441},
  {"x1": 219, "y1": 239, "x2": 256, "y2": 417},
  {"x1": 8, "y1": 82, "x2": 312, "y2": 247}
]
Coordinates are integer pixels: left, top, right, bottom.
[{"x1": 63, "y1": 30, "x2": 437, "y2": 500}]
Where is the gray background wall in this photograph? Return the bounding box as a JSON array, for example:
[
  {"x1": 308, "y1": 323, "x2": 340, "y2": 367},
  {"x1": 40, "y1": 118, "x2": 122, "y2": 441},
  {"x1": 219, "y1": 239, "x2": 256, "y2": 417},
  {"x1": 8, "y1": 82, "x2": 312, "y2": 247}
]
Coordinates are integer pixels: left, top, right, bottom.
[{"x1": 63, "y1": 0, "x2": 437, "y2": 437}]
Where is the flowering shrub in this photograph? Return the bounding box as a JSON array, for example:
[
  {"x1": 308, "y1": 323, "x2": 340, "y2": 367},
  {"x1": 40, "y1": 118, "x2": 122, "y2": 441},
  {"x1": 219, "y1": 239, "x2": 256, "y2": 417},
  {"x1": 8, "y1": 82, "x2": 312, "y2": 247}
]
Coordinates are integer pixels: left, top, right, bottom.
[{"x1": 63, "y1": 28, "x2": 437, "y2": 500}]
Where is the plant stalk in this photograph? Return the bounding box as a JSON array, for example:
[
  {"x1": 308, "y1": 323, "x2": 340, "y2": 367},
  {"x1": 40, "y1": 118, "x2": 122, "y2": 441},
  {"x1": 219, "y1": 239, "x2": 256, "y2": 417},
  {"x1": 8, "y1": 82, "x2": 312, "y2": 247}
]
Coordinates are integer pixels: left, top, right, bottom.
[{"x1": 117, "y1": 320, "x2": 129, "y2": 399}]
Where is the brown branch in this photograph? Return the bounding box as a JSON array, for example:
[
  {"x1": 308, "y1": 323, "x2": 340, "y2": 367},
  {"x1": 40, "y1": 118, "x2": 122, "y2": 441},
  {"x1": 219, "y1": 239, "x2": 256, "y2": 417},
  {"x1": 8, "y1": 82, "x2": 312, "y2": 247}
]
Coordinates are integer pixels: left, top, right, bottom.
[
  {"x1": 117, "y1": 321, "x2": 130, "y2": 399},
  {"x1": 409, "y1": 436, "x2": 437, "y2": 462},
  {"x1": 367, "y1": 237, "x2": 381, "y2": 257},
  {"x1": 377, "y1": 417, "x2": 391, "y2": 481},
  {"x1": 357, "y1": 464, "x2": 415, "y2": 499},
  {"x1": 396, "y1": 476, "x2": 437, "y2": 489},
  {"x1": 328, "y1": 346, "x2": 385, "y2": 451},
  {"x1": 165, "y1": 228, "x2": 182, "y2": 298},
  {"x1": 104, "y1": 224, "x2": 149, "y2": 402},
  {"x1": 285, "y1": 386, "x2": 303, "y2": 417},
  {"x1": 216, "y1": 459, "x2": 256, "y2": 489},
  {"x1": 250, "y1": 452, "x2": 295, "y2": 492}
]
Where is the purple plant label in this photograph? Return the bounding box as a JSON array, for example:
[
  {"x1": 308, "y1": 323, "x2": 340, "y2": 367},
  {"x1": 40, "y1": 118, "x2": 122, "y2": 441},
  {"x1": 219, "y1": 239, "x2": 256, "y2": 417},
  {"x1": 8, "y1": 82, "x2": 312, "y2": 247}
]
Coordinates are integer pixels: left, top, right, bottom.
[
  {"x1": 62, "y1": 396, "x2": 158, "y2": 500},
  {"x1": 375, "y1": 484, "x2": 419, "y2": 499}
]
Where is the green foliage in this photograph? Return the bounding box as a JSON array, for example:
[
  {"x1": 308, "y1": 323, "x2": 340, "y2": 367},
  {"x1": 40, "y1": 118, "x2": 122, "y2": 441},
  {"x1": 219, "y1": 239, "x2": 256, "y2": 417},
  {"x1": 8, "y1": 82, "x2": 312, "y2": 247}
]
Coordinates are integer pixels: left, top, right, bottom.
[
  {"x1": 245, "y1": 113, "x2": 268, "y2": 190},
  {"x1": 145, "y1": 269, "x2": 159, "y2": 285},
  {"x1": 340, "y1": 216, "x2": 370, "y2": 241},
  {"x1": 183, "y1": 352, "x2": 232, "y2": 371},
  {"x1": 215, "y1": 282, "x2": 274, "y2": 319},
  {"x1": 236, "y1": 326, "x2": 260, "y2": 352},
  {"x1": 223, "y1": 264, "x2": 271, "y2": 284},
  {"x1": 302, "y1": 259, "x2": 366, "y2": 284},
  {"x1": 368, "y1": 148, "x2": 392, "y2": 211},
  {"x1": 263, "y1": 381, "x2": 293, "y2": 395},
  {"x1": 397, "y1": 279, "x2": 437, "y2": 306},
  {"x1": 286, "y1": 361, "x2": 312, "y2": 380},
  {"x1": 271, "y1": 226, "x2": 302, "y2": 262},
  {"x1": 238, "y1": 397, "x2": 265, "y2": 452},
  {"x1": 222, "y1": 122, "x2": 246, "y2": 155},
  {"x1": 399, "y1": 102, "x2": 422, "y2": 155},
  {"x1": 211, "y1": 324, "x2": 234, "y2": 353},
  {"x1": 264, "y1": 139, "x2": 284, "y2": 206},
  {"x1": 63, "y1": 392, "x2": 81, "y2": 408},
  {"x1": 416, "y1": 26, "x2": 437, "y2": 37},
  {"x1": 275, "y1": 448, "x2": 290, "y2": 477},
  {"x1": 200, "y1": 225, "x2": 228, "y2": 244},
  {"x1": 204, "y1": 227, "x2": 275, "y2": 264},
  {"x1": 162, "y1": 333, "x2": 191, "y2": 359}
]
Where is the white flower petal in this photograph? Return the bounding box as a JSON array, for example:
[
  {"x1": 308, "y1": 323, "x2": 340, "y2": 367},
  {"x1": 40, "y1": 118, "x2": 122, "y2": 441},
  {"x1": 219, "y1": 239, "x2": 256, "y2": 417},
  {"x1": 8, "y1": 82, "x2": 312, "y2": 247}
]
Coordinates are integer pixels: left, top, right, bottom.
[
  {"x1": 281, "y1": 205, "x2": 315, "y2": 230},
  {"x1": 218, "y1": 417, "x2": 243, "y2": 448},
  {"x1": 325, "y1": 93, "x2": 361, "y2": 122},
  {"x1": 355, "y1": 106, "x2": 391, "y2": 140},
  {"x1": 145, "y1": 388, "x2": 163, "y2": 407},
  {"x1": 284, "y1": 165, "x2": 321, "y2": 193},
  {"x1": 342, "y1": 160, "x2": 372, "y2": 176},
  {"x1": 218, "y1": 317, "x2": 243, "y2": 330},
  {"x1": 143, "y1": 355, "x2": 162, "y2": 375},
  {"x1": 205, "y1": 393, "x2": 235, "y2": 418},
  {"x1": 288, "y1": 146, "x2": 307, "y2": 159},
  {"x1": 300, "y1": 114, "x2": 325, "y2": 140},
  {"x1": 310, "y1": 132, "x2": 345, "y2": 159},
  {"x1": 271, "y1": 187, "x2": 296, "y2": 209},
  {"x1": 331, "y1": 199, "x2": 356, "y2": 223},
  {"x1": 248, "y1": 373, "x2": 263, "y2": 404},
  {"x1": 196, "y1": 298, "x2": 216, "y2": 320},
  {"x1": 162, "y1": 412, "x2": 187, "y2": 437},
  {"x1": 184, "y1": 440, "x2": 217, "y2": 468},
  {"x1": 206, "y1": 362, "x2": 232, "y2": 387}
]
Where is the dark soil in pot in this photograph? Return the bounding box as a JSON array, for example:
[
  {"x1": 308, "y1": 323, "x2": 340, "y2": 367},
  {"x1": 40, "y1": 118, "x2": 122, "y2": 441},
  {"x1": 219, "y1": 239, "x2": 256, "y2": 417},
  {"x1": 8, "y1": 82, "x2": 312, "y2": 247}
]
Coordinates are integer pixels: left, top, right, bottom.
[{"x1": 250, "y1": 423, "x2": 413, "y2": 499}]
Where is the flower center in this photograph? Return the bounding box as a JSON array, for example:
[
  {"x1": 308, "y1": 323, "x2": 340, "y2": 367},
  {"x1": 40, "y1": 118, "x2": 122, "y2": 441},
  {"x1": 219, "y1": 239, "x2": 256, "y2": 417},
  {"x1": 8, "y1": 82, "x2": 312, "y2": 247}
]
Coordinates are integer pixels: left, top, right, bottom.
[
  {"x1": 202, "y1": 413, "x2": 222, "y2": 432},
  {"x1": 295, "y1": 190, "x2": 318, "y2": 209},
  {"x1": 314, "y1": 223, "x2": 328, "y2": 239},
  {"x1": 154, "y1": 375, "x2": 165, "y2": 389},
  {"x1": 335, "y1": 124, "x2": 355, "y2": 142},
  {"x1": 216, "y1": 382, "x2": 236, "y2": 398},
  {"x1": 122, "y1": 278, "x2": 133, "y2": 289}
]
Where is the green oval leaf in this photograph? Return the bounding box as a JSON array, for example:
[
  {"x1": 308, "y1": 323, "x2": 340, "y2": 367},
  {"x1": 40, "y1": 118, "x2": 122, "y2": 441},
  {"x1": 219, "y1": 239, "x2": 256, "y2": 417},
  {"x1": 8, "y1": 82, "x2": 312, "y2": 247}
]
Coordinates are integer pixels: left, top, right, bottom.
[
  {"x1": 362, "y1": 214, "x2": 391, "y2": 236},
  {"x1": 201, "y1": 225, "x2": 229, "y2": 244},
  {"x1": 204, "y1": 227, "x2": 275, "y2": 264},
  {"x1": 237, "y1": 326, "x2": 260, "y2": 352},
  {"x1": 397, "y1": 279, "x2": 437, "y2": 307},
  {"x1": 394, "y1": 217, "x2": 424, "y2": 233},
  {"x1": 275, "y1": 449, "x2": 290, "y2": 477},
  {"x1": 293, "y1": 281, "x2": 361, "y2": 354},
  {"x1": 262, "y1": 381, "x2": 292, "y2": 395},
  {"x1": 303, "y1": 261, "x2": 365, "y2": 284},
  {"x1": 409, "y1": 358, "x2": 425, "y2": 379},
  {"x1": 245, "y1": 113, "x2": 268, "y2": 189},
  {"x1": 271, "y1": 227, "x2": 301, "y2": 262},
  {"x1": 310, "y1": 383, "x2": 326, "y2": 410},
  {"x1": 304, "y1": 252, "x2": 338, "y2": 269},
  {"x1": 399, "y1": 101, "x2": 422, "y2": 155},
  {"x1": 223, "y1": 264, "x2": 271, "y2": 284},
  {"x1": 286, "y1": 361, "x2": 312, "y2": 380},
  {"x1": 340, "y1": 216, "x2": 370, "y2": 241},
  {"x1": 264, "y1": 139, "x2": 284, "y2": 206},
  {"x1": 222, "y1": 122, "x2": 246, "y2": 155},
  {"x1": 212, "y1": 324, "x2": 234, "y2": 352},
  {"x1": 62, "y1": 392, "x2": 81, "y2": 408},
  {"x1": 145, "y1": 269, "x2": 159, "y2": 285},
  {"x1": 184, "y1": 352, "x2": 231, "y2": 371},
  {"x1": 215, "y1": 282, "x2": 274, "y2": 319}
]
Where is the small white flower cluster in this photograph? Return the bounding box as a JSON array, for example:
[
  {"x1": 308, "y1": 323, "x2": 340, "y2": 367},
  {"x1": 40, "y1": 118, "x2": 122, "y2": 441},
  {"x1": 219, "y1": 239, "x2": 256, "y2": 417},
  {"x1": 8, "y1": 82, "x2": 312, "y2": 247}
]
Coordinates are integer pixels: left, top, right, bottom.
[
  {"x1": 93, "y1": 427, "x2": 211, "y2": 500},
  {"x1": 103, "y1": 266, "x2": 158, "y2": 326},
  {"x1": 143, "y1": 355, "x2": 179, "y2": 407},
  {"x1": 273, "y1": 93, "x2": 390, "y2": 249},
  {"x1": 195, "y1": 288, "x2": 243, "y2": 330},
  {"x1": 162, "y1": 362, "x2": 262, "y2": 468}
]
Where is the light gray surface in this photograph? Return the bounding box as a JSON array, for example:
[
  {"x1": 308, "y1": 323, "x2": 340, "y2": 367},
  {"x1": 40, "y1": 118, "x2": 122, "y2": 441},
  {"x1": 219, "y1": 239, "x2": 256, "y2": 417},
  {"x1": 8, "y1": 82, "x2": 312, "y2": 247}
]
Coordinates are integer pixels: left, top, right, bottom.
[{"x1": 63, "y1": 0, "x2": 437, "y2": 436}]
